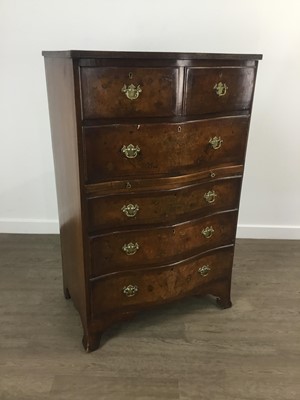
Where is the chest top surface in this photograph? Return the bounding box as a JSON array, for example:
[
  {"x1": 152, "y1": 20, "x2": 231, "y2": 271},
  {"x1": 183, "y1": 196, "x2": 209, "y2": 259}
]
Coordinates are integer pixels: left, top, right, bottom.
[{"x1": 42, "y1": 50, "x2": 262, "y2": 60}]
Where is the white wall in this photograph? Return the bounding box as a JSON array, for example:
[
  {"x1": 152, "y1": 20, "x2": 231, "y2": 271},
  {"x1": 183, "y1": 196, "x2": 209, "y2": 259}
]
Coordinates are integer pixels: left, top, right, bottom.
[{"x1": 1, "y1": 0, "x2": 300, "y2": 239}]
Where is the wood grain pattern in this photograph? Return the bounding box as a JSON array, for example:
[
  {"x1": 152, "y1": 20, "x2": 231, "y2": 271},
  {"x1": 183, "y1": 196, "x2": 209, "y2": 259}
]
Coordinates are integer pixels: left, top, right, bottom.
[
  {"x1": 80, "y1": 67, "x2": 179, "y2": 118},
  {"x1": 43, "y1": 57, "x2": 88, "y2": 332},
  {"x1": 185, "y1": 67, "x2": 256, "y2": 115},
  {"x1": 85, "y1": 165, "x2": 244, "y2": 196},
  {"x1": 43, "y1": 51, "x2": 261, "y2": 352},
  {"x1": 87, "y1": 176, "x2": 241, "y2": 231},
  {"x1": 89, "y1": 211, "x2": 238, "y2": 276},
  {"x1": 0, "y1": 234, "x2": 298, "y2": 400},
  {"x1": 90, "y1": 246, "x2": 234, "y2": 315},
  {"x1": 83, "y1": 116, "x2": 250, "y2": 183}
]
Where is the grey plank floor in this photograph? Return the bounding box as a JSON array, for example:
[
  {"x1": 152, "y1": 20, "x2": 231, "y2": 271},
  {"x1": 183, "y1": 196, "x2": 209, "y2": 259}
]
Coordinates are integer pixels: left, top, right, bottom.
[{"x1": 0, "y1": 234, "x2": 299, "y2": 400}]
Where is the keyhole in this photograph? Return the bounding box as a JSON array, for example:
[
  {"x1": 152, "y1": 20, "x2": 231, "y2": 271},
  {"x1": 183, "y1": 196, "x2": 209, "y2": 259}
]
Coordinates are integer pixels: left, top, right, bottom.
[
  {"x1": 129, "y1": 72, "x2": 133, "y2": 79},
  {"x1": 178, "y1": 126, "x2": 182, "y2": 133}
]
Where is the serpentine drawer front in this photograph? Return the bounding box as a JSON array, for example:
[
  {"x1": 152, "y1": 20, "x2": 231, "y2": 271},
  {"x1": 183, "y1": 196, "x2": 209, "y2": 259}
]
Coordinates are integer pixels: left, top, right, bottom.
[
  {"x1": 83, "y1": 116, "x2": 249, "y2": 183},
  {"x1": 43, "y1": 50, "x2": 262, "y2": 352},
  {"x1": 86, "y1": 176, "x2": 242, "y2": 231},
  {"x1": 89, "y1": 210, "x2": 238, "y2": 277},
  {"x1": 90, "y1": 246, "x2": 235, "y2": 316}
]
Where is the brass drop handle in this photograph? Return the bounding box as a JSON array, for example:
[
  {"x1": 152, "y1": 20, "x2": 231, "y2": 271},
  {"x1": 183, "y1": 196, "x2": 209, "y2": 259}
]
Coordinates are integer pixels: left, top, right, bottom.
[
  {"x1": 121, "y1": 203, "x2": 139, "y2": 218},
  {"x1": 204, "y1": 190, "x2": 217, "y2": 204},
  {"x1": 198, "y1": 265, "x2": 211, "y2": 277},
  {"x1": 121, "y1": 84, "x2": 142, "y2": 100},
  {"x1": 214, "y1": 82, "x2": 228, "y2": 96},
  {"x1": 122, "y1": 242, "x2": 139, "y2": 256},
  {"x1": 209, "y1": 136, "x2": 223, "y2": 150},
  {"x1": 121, "y1": 144, "x2": 140, "y2": 159},
  {"x1": 202, "y1": 226, "x2": 214, "y2": 239},
  {"x1": 123, "y1": 284, "x2": 139, "y2": 297}
]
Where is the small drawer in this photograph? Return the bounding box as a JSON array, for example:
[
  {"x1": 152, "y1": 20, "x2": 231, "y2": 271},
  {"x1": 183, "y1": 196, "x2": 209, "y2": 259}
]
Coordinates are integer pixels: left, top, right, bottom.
[
  {"x1": 83, "y1": 115, "x2": 250, "y2": 183},
  {"x1": 87, "y1": 177, "x2": 241, "y2": 232},
  {"x1": 80, "y1": 67, "x2": 179, "y2": 118},
  {"x1": 89, "y1": 210, "x2": 238, "y2": 277},
  {"x1": 90, "y1": 246, "x2": 234, "y2": 316},
  {"x1": 185, "y1": 67, "x2": 255, "y2": 115}
]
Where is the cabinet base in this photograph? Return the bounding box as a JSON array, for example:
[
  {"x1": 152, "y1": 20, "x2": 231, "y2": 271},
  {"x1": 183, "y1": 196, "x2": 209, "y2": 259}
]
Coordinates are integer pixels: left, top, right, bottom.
[
  {"x1": 81, "y1": 286, "x2": 233, "y2": 352},
  {"x1": 63, "y1": 287, "x2": 71, "y2": 300},
  {"x1": 82, "y1": 333, "x2": 101, "y2": 353},
  {"x1": 216, "y1": 297, "x2": 232, "y2": 309}
]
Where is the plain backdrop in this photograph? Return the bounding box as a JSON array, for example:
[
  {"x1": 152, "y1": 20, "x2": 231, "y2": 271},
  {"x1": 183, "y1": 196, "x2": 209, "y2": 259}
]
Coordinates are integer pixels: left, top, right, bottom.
[{"x1": 0, "y1": 0, "x2": 300, "y2": 239}]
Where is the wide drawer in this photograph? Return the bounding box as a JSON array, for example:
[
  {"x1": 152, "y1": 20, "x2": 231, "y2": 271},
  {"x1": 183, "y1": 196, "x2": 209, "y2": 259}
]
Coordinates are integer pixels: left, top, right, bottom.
[
  {"x1": 87, "y1": 176, "x2": 241, "y2": 232},
  {"x1": 185, "y1": 67, "x2": 255, "y2": 115},
  {"x1": 90, "y1": 246, "x2": 234, "y2": 316},
  {"x1": 83, "y1": 116, "x2": 250, "y2": 183},
  {"x1": 80, "y1": 67, "x2": 179, "y2": 119},
  {"x1": 89, "y1": 210, "x2": 238, "y2": 277}
]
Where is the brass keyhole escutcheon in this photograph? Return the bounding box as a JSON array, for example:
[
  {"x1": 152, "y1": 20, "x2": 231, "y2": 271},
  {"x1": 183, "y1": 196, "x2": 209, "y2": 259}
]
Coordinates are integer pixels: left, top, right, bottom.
[
  {"x1": 202, "y1": 226, "x2": 214, "y2": 239},
  {"x1": 123, "y1": 284, "x2": 138, "y2": 297},
  {"x1": 214, "y1": 82, "x2": 228, "y2": 96},
  {"x1": 198, "y1": 265, "x2": 211, "y2": 277}
]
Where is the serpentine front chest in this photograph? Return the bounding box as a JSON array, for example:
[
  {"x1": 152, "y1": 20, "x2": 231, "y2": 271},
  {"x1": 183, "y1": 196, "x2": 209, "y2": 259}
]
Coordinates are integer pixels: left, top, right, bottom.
[{"x1": 43, "y1": 50, "x2": 262, "y2": 352}]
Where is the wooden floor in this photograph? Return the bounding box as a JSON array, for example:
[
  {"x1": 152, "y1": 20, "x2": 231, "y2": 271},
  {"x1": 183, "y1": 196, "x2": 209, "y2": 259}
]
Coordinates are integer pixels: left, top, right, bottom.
[{"x1": 0, "y1": 234, "x2": 299, "y2": 400}]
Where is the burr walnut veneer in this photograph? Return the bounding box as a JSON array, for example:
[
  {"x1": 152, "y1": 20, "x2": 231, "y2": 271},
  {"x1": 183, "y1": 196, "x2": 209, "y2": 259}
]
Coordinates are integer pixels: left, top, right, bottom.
[{"x1": 43, "y1": 50, "x2": 262, "y2": 352}]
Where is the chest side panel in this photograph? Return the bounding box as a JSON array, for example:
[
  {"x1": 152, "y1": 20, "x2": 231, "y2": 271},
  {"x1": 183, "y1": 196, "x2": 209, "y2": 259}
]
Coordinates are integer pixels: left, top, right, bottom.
[{"x1": 44, "y1": 58, "x2": 88, "y2": 327}]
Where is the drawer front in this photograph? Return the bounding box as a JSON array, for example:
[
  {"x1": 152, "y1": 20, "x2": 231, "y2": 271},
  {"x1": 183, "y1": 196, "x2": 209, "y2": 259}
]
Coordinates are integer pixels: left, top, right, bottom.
[
  {"x1": 80, "y1": 67, "x2": 179, "y2": 119},
  {"x1": 89, "y1": 211, "x2": 237, "y2": 277},
  {"x1": 185, "y1": 67, "x2": 255, "y2": 115},
  {"x1": 83, "y1": 116, "x2": 249, "y2": 183},
  {"x1": 87, "y1": 177, "x2": 241, "y2": 231},
  {"x1": 90, "y1": 246, "x2": 234, "y2": 315}
]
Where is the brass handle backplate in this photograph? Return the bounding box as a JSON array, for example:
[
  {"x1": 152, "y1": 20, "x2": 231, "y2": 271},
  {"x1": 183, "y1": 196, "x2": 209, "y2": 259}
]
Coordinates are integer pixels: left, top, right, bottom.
[
  {"x1": 122, "y1": 242, "x2": 139, "y2": 256},
  {"x1": 122, "y1": 203, "x2": 139, "y2": 218},
  {"x1": 198, "y1": 265, "x2": 211, "y2": 277},
  {"x1": 121, "y1": 144, "x2": 140, "y2": 159},
  {"x1": 123, "y1": 284, "x2": 139, "y2": 297},
  {"x1": 202, "y1": 226, "x2": 214, "y2": 239},
  {"x1": 214, "y1": 82, "x2": 228, "y2": 96},
  {"x1": 204, "y1": 190, "x2": 217, "y2": 204},
  {"x1": 209, "y1": 136, "x2": 223, "y2": 150},
  {"x1": 121, "y1": 84, "x2": 142, "y2": 100}
]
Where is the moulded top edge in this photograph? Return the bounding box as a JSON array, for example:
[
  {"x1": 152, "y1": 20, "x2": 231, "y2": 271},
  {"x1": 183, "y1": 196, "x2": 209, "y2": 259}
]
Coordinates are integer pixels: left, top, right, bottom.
[{"x1": 42, "y1": 50, "x2": 263, "y2": 61}]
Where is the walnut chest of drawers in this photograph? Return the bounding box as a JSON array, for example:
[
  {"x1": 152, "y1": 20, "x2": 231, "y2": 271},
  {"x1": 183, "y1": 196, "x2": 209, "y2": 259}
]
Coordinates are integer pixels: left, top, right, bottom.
[{"x1": 43, "y1": 50, "x2": 262, "y2": 352}]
